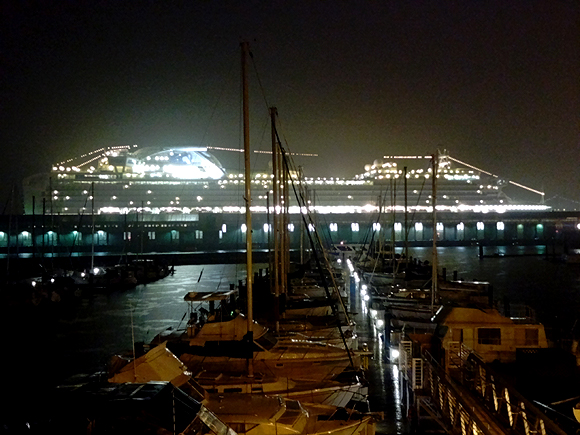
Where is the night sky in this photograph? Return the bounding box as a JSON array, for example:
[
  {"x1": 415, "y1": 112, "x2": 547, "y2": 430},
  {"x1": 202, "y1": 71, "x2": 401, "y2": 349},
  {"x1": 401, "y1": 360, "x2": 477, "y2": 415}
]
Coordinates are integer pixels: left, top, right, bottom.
[{"x1": 1, "y1": 1, "x2": 578, "y2": 210}]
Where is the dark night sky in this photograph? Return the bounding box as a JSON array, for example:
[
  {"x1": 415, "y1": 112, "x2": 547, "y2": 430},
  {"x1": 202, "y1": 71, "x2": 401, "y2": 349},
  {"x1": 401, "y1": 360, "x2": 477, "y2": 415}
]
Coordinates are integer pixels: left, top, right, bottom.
[{"x1": 1, "y1": 0, "x2": 578, "y2": 209}]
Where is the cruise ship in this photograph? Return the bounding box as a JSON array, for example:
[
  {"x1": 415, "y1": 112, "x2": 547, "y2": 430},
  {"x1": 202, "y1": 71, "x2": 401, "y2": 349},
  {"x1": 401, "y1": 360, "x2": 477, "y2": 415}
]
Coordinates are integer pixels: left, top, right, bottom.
[{"x1": 23, "y1": 145, "x2": 548, "y2": 216}]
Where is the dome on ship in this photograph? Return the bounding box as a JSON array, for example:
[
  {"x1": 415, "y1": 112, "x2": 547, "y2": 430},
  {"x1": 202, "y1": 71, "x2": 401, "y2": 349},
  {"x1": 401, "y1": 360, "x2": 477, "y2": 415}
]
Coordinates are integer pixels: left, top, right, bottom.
[{"x1": 50, "y1": 145, "x2": 226, "y2": 181}]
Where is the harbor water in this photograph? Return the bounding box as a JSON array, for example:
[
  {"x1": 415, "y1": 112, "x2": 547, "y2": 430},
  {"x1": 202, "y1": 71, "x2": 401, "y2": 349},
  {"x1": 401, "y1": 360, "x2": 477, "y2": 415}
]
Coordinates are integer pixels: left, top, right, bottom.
[{"x1": 4, "y1": 245, "x2": 580, "y2": 433}]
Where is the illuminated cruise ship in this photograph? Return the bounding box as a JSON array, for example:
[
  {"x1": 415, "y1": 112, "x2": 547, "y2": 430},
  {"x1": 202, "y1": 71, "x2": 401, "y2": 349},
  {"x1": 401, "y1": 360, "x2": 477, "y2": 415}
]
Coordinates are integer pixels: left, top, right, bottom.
[{"x1": 23, "y1": 145, "x2": 548, "y2": 216}]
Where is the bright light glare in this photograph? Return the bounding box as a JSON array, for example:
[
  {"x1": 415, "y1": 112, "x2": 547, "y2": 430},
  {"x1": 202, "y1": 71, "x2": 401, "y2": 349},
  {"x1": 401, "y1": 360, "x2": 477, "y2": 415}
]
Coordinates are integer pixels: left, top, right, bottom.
[{"x1": 346, "y1": 259, "x2": 354, "y2": 273}]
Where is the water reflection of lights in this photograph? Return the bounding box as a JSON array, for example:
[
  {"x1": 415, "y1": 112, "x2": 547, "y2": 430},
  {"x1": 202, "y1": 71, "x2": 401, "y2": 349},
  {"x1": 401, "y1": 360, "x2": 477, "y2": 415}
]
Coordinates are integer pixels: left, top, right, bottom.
[
  {"x1": 346, "y1": 258, "x2": 354, "y2": 273},
  {"x1": 392, "y1": 364, "x2": 405, "y2": 431},
  {"x1": 369, "y1": 308, "x2": 386, "y2": 337},
  {"x1": 360, "y1": 285, "x2": 370, "y2": 302},
  {"x1": 360, "y1": 284, "x2": 368, "y2": 316}
]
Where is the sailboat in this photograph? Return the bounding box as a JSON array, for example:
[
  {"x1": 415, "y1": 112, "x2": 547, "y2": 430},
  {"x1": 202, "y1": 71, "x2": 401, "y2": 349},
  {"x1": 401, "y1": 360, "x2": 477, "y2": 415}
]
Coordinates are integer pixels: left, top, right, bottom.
[
  {"x1": 253, "y1": 106, "x2": 361, "y2": 354},
  {"x1": 109, "y1": 341, "x2": 376, "y2": 434},
  {"x1": 373, "y1": 152, "x2": 492, "y2": 333},
  {"x1": 150, "y1": 42, "x2": 360, "y2": 384},
  {"x1": 356, "y1": 171, "x2": 431, "y2": 289},
  {"x1": 51, "y1": 355, "x2": 236, "y2": 435},
  {"x1": 151, "y1": 290, "x2": 358, "y2": 382}
]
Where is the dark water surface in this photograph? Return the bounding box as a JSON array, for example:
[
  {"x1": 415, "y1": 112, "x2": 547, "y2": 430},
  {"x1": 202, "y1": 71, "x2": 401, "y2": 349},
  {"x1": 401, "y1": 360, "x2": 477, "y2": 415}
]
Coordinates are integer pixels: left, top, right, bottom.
[
  {"x1": 430, "y1": 245, "x2": 580, "y2": 339},
  {"x1": 3, "y1": 246, "x2": 580, "y2": 433}
]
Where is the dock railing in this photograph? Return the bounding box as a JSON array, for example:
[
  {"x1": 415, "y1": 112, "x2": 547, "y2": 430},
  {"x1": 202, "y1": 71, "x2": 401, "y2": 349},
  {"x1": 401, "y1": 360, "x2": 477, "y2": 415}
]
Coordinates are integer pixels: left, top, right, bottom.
[
  {"x1": 398, "y1": 338, "x2": 569, "y2": 435},
  {"x1": 462, "y1": 352, "x2": 569, "y2": 435}
]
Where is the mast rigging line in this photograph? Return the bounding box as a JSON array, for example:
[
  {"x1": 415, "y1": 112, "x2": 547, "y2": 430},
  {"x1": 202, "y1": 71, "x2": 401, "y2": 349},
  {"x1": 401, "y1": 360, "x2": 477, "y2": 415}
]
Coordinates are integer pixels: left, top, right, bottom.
[
  {"x1": 282, "y1": 159, "x2": 355, "y2": 365},
  {"x1": 199, "y1": 49, "x2": 238, "y2": 151},
  {"x1": 363, "y1": 160, "x2": 429, "y2": 261},
  {"x1": 274, "y1": 123, "x2": 355, "y2": 360},
  {"x1": 446, "y1": 155, "x2": 544, "y2": 196},
  {"x1": 249, "y1": 47, "x2": 271, "y2": 114}
]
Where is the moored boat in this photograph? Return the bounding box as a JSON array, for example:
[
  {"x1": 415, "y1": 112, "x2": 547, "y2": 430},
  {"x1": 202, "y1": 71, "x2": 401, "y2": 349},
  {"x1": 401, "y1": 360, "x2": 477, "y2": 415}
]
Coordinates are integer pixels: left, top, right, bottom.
[{"x1": 108, "y1": 341, "x2": 378, "y2": 435}]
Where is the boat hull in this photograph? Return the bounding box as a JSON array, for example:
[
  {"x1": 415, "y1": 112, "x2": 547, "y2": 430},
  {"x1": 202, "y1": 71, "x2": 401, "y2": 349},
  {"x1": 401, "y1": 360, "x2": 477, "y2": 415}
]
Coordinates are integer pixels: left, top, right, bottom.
[{"x1": 180, "y1": 353, "x2": 356, "y2": 382}]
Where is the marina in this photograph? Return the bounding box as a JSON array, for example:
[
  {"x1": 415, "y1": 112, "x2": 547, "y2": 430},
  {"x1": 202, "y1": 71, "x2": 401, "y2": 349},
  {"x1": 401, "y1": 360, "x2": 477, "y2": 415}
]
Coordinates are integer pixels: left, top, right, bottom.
[
  {"x1": 0, "y1": 26, "x2": 577, "y2": 434},
  {"x1": 3, "y1": 245, "x2": 580, "y2": 433},
  {"x1": 0, "y1": 0, "x2": 577, "y2": 432}
]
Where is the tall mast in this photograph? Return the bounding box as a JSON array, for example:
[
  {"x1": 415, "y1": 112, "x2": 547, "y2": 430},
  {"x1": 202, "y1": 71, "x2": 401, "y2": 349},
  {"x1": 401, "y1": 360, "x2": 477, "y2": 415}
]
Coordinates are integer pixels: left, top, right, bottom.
[
  {"x1": 270, "y1": 107, "x2": 279, "y2": 314},
  {"x1": 431, "y1": 151, "x2": 439, "y2": 313},
  {"x1": 270, "y1": 107, "x2": 283, "y2": 333},
  {"x1": 241, "y1": 41, "x2": 254, "y2": 377},
  {"x1": 391, "y1": 176, "x2": 396, "y2": 268},
  {"x1": 298, "y1": 166, "x2": 305, "y2": 265},
  {"x1": 50, "y1": 177, "x2": 54, "y2": 266},
  {"x1": 404, "y1": 166, "x2": 408, "y2": 261},
  {"x1": 282, "y1": 154, "x2": 289, "y2": 295},
  {"x1": 91, "y1": 181, "x2": 95, "y2": 271}
]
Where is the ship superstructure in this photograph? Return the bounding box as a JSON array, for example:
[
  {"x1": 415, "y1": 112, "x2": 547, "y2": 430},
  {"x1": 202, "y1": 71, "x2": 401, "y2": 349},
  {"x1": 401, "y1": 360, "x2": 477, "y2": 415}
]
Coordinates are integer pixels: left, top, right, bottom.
[{"x1": 23, "y1": 146, "x2": 547, "y2": 216}]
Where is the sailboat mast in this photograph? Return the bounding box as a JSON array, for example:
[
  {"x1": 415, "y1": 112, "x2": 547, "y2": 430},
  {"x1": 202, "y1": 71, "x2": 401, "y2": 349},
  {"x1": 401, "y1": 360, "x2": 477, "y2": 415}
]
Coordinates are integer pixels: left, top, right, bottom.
[
  {"x1": 91, "y1": 181, "x2": 95, "y2": 271},
  {"x1": 391, "y1": 177, "x2": 396, "y2": 267},
  {"x1": 431, "y1": 151, "x2": 439, "y2": 312},
  {"x1": 241, "y1": 41, "x2": 254, "y2": 377},
  {"x1": 282, "y1": 159, "x2": 289, "y2": 294},
  {"x1": 298, "y1": 166, "x2": 305, "y2": 265},
  {"x1": 404, "y1": 166, "x2": 408, "y2": 261},
  {"x1": 270, "y1": 107, "x2": 280, "y2": 312}
]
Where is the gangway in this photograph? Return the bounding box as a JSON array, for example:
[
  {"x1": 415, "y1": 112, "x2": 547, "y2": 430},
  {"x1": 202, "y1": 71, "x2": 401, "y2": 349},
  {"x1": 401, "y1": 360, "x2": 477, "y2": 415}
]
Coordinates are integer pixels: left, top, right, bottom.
[{"x1": 398, "y1": 339, "x2": 569, "y2": 435}]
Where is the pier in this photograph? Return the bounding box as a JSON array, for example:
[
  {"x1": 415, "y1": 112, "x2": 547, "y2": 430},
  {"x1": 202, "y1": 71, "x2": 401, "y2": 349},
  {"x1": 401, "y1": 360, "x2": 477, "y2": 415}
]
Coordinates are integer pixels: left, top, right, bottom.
[
  {"x1": 1, "y1": 210, "x2": 580, "y2": 260},
  {"x1": 348, "y1": 255, "x2": 580, "y2": 434}
]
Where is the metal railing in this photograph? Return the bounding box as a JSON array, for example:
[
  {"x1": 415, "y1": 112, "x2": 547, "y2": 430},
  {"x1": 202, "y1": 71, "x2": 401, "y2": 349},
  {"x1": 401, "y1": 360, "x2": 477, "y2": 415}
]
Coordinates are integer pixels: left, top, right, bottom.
[{"x1": 398, "y1": 339, "x2": 569, "y2": 435}]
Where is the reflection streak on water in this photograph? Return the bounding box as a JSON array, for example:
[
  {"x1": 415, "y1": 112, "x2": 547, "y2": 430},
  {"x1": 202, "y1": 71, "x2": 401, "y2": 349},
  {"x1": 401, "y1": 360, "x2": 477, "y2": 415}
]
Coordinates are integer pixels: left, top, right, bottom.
[
  {"x1": 391, "y1": 365, "x2": 404, "y2": 433},
  {"x1": 53, "y1": 264, "x2": 247, "y2": 376}
]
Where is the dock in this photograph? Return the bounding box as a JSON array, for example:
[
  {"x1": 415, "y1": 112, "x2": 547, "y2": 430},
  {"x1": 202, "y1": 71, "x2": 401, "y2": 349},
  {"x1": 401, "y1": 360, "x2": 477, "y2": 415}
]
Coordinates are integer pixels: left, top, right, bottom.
[{"x1": 348, "y1": 269, "x2": 576, "y2": 434}]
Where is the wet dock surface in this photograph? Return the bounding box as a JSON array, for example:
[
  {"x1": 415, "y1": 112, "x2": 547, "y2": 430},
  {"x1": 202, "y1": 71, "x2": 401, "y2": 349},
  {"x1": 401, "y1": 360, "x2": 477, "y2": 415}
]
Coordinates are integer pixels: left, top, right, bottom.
[{"x1": 348, "y1": 276, "x2": 412, "y2": 434}]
